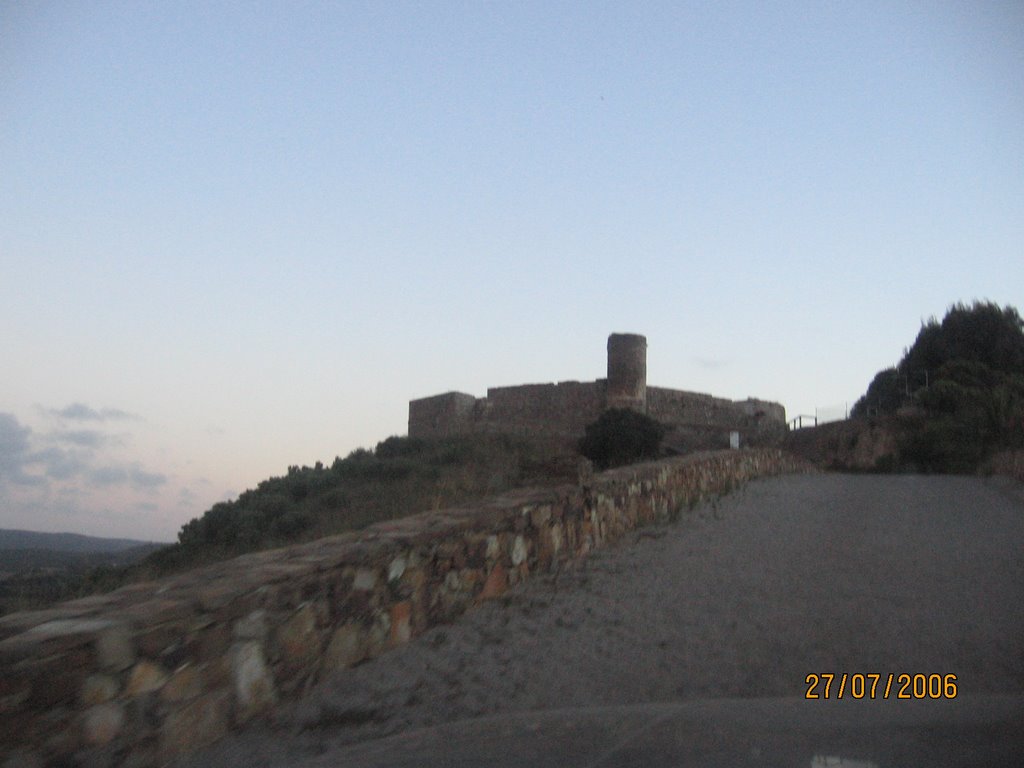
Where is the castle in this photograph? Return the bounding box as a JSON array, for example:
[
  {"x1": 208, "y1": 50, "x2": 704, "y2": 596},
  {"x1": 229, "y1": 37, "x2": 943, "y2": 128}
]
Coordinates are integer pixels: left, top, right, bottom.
[{"x1": 408, "y1": 334, "x2": 787, "y2": 452}]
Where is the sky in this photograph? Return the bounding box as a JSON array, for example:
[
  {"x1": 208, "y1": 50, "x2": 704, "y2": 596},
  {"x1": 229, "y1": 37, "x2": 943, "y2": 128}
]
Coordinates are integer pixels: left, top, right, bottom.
[{"x1": 1, "y1": 1, "x2": 1022, "y2": 541}]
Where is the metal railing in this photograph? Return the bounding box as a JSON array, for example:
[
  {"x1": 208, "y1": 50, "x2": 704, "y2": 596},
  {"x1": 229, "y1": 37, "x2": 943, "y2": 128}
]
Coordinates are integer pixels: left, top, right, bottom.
[{"x1": 789, "y1": 403, "x2": 849, "y2": 430}]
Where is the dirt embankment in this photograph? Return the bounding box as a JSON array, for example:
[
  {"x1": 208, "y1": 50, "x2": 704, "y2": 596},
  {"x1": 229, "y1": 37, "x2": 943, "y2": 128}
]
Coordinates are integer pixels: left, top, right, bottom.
[
  {"x1": 786, "y1": 419, "x2": 1024, "y2": 484},
  {"x1": 782, "y1": 418, "x2": 899, "y2": 470}
]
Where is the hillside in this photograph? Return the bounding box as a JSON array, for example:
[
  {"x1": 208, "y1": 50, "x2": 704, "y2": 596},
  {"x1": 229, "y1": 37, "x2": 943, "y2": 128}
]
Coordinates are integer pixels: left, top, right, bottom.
[
  {"x1": 143, "y1": 433, "x2": 577, "y2": 575},
  {"x1": 0, "y1": 529, "x2": 165, "y2": 554},
  {"x1": 849, "y1": 301, "x2": 1024, "y2": 473},
  {"x1": 0, "y1": 433, "x2": 578, "y2": 616},
  {"x1": 0, "y1": 539, "x2": 166, "y2": 617}
]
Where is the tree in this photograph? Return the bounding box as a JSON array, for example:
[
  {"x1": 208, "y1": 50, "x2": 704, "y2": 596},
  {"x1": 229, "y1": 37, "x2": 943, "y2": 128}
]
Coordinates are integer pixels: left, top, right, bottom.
[
  {"x1": 578, "y1": 408, "x2": 667, "y2": 470},
  {"x1": 853, "y1": 301, "x2": 1024, "y2": 418},
  {"x1": 851, "y1": 301, "x2": 1024, "y2": 473},
  {"x1": 851, "y1": 367, "x2": 904, "y2": 418}
]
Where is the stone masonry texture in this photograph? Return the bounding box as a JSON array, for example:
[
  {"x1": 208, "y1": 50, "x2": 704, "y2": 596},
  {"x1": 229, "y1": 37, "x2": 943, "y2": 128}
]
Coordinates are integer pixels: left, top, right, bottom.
[
  {"x1": 407, "y1": 334, "x2": 786, "y2": 449},
  {"x1": 0, "y1": 449, "x2": 807, "y2": 767}
]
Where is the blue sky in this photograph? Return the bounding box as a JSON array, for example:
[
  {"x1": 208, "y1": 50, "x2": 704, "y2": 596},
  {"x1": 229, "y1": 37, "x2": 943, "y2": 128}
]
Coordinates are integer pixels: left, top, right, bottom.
[{"x1": 2, "y1": 1, "x2": 1021, "y2": 540}]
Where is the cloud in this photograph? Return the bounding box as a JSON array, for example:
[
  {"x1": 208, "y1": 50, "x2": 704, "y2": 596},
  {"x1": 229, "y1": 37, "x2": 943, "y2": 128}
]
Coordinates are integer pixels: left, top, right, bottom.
[
  {"x1": 178, "y1": 486, "x2": 199, "y2": 506},
  {"x1": 0, "y1": 412, "x2": 34, "y2": 484},
  {"x1": 51, "y1": 429, "x2": 110, "y2": 448},
  {"x1": 2, "y1": 411, "x2": 165, "y2": 494},
  {"x1": 128, "y1": 466, "x2": 167, "y2": 489},
  {"x1": 88, "y1": 466, "x2": 128, "y2": 486},
  {"x1": 1, "y1": 409, "x2": 173, "y2": 539},
  {"x1": 29, "y1": 446, "x2": 90, "y2": 480},
  {"x1": 88, "y1": 464, "x2": 167, "y2": 490},
  {"x1": 50, "y1": 403, "x2": 138, "y2": 422}
]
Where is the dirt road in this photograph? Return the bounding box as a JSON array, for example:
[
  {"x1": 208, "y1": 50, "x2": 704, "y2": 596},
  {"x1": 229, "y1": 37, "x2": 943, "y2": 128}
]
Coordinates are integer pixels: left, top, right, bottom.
[{"x1": 181, "y1": 473, "x2": 1024, "y2": 766}]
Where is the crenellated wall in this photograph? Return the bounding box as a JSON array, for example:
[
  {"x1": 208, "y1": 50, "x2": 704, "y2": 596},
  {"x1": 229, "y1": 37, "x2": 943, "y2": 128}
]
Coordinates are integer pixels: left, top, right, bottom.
[{"x1": 0, "y1": 449, "x2": 809, "y2": 767}]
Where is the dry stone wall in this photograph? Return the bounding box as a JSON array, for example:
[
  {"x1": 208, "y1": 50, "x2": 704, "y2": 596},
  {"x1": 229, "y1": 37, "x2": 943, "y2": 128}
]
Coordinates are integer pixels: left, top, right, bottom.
[{"x1": 0, "y1": 449, "x2": 808, "y2": 767}]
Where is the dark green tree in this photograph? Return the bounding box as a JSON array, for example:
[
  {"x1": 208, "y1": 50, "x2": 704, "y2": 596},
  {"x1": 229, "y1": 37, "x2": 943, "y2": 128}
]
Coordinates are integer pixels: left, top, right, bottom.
[
  {"x1": 853, "y1": 301, "x2": 1024, "y2": 418},
  {"x1": 902, "y1": 302, "x2": 1024, "y2": 377},
  {"x1": 850, "y1": 367, "x2": 905, "y2": 418},
  {"x1": 578, "y1": 408, "x2": 667, "y2": 470},
  {"x1": 851, "y1": 301, "x2": 1024, "y2": 472}
]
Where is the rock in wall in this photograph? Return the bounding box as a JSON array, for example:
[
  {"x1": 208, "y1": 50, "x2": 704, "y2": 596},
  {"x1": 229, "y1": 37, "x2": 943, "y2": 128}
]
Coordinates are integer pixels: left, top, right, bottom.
[{"x1": 0, "y1": 449, "x2": 809, "y2": 766}]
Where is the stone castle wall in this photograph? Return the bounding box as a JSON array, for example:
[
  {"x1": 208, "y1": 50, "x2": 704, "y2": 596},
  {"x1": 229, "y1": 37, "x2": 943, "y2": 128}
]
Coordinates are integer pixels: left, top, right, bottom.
[
  {"x1": 0, "y1": 449, "x2": 809, "y2": 767},
  {"x1": 408, "y1": 334, "x2": 786, "y2": 450},
  {"x1": 410, "y1": 384, "x2": 786, "y2": 449},
  {"x1": 407, "y1": 392, "x2": 478, "y2": 439},
  {"x1": 479, "y1": 382, "x2": 607, "y2": 439},
  {"x1": 647, "y1": 388, "x2": 787, "y2": 449}
]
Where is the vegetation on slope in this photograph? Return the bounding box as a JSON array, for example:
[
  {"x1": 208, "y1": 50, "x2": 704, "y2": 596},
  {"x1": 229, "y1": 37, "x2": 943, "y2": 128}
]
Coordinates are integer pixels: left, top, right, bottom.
[
  {"x1": 87, "y1": 433, "x2": 576, "y2": 587},
  {"x1": 7, "y1": 404, "x2": 674, "y2": 614},
  {"x1": 0, "y1": 544, "x2": 164, "y2": 617},
  {"x1": 0, "y1": 433, "x2": 575, "y2": 616},
  {"x1": 851, "y1": 301, "x2": 1024, "y2": 473}
]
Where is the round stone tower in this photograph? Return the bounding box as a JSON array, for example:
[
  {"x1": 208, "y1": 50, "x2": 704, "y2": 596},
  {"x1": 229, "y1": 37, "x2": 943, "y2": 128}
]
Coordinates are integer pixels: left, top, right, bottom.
[{"x1": 606, "y1": 333, "x2": 647, "y2": 412}]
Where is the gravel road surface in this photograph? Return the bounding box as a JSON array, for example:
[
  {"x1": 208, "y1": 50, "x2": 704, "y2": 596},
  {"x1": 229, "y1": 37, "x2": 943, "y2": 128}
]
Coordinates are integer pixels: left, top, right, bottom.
[{"x1": 179, "y1": 473, "x2": 1024, "y2": 766}]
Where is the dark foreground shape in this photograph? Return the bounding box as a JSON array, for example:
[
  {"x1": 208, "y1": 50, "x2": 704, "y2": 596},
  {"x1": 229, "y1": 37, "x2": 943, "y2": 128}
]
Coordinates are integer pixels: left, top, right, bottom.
[{"x1": 293, "y1": 695, "x2": 1024, "y2": 768}]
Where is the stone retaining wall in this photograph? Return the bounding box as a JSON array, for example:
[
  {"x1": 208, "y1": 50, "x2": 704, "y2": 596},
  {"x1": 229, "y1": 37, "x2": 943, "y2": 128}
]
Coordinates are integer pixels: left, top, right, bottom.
[{"x1": 0, "y1": 449, "x2": 808, "y2": 767}]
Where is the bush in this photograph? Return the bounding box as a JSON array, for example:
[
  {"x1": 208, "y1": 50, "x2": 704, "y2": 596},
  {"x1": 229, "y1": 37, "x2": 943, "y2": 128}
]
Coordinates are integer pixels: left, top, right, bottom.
[
  {"x1": 375, "y1": 435, "x2": 427, "y2": 459},
  {"x1": 850, "y1": 301, "x2": 1024, "y2": 473},
  {"x1": 897, "y1": 415, "x2": 986, "y2": 474},
  {"x1": 853, "y1": 301, "x2": 1024, "y2": 419},
  {"x1": 578, "y1": 408, "x2": 667, "y2": 470},
  {"x1": 851, "y1": 367, "x2": 905, "y2": 418}
]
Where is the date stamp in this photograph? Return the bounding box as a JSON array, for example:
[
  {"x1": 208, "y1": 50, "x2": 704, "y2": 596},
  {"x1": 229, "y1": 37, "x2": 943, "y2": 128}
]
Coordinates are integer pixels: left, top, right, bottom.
[{"x1": 804, "y1": 673, "x2": 958, "y2": 699}]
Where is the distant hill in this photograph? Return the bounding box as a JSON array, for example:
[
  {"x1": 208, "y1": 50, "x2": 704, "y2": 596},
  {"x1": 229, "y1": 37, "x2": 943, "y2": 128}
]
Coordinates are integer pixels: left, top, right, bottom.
[
  {"x1": 0, "y1": 532, "x2": 169, "y2": 617},
  {"x1": 0, "y1": 433, "x2": 582, "y2": 615},
  {"x1": 0, "y1": 544, "x2": 166, "y2": 572},
  {"x1": 0, "y1": 529, "x2": 168, "y2": 554}
]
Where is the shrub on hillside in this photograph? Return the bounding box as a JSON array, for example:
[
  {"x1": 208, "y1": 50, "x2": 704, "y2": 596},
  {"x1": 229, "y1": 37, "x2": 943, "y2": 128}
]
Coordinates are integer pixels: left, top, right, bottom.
[
  {"x1": 141, "y1": 433, "x2": 574, "y2": 575},
  {"x1": 850, "y1": 301, "x2": 1024, "y2": 473},
  {"x1": 578, "y1": 408, "x2": 667, "y2": 470},
  {"x1": 897, "y1": 414, "x2": 987, "y2": 474},
  {"x1": 375, "y1": 435, "x2": 427, "y2": 459},
  {"x1": 853, "y1": 301, "x2": 1024, "y2": 419},
  {"x1": 852, "y1": 367, "x2": 905, "y2": 418}
]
